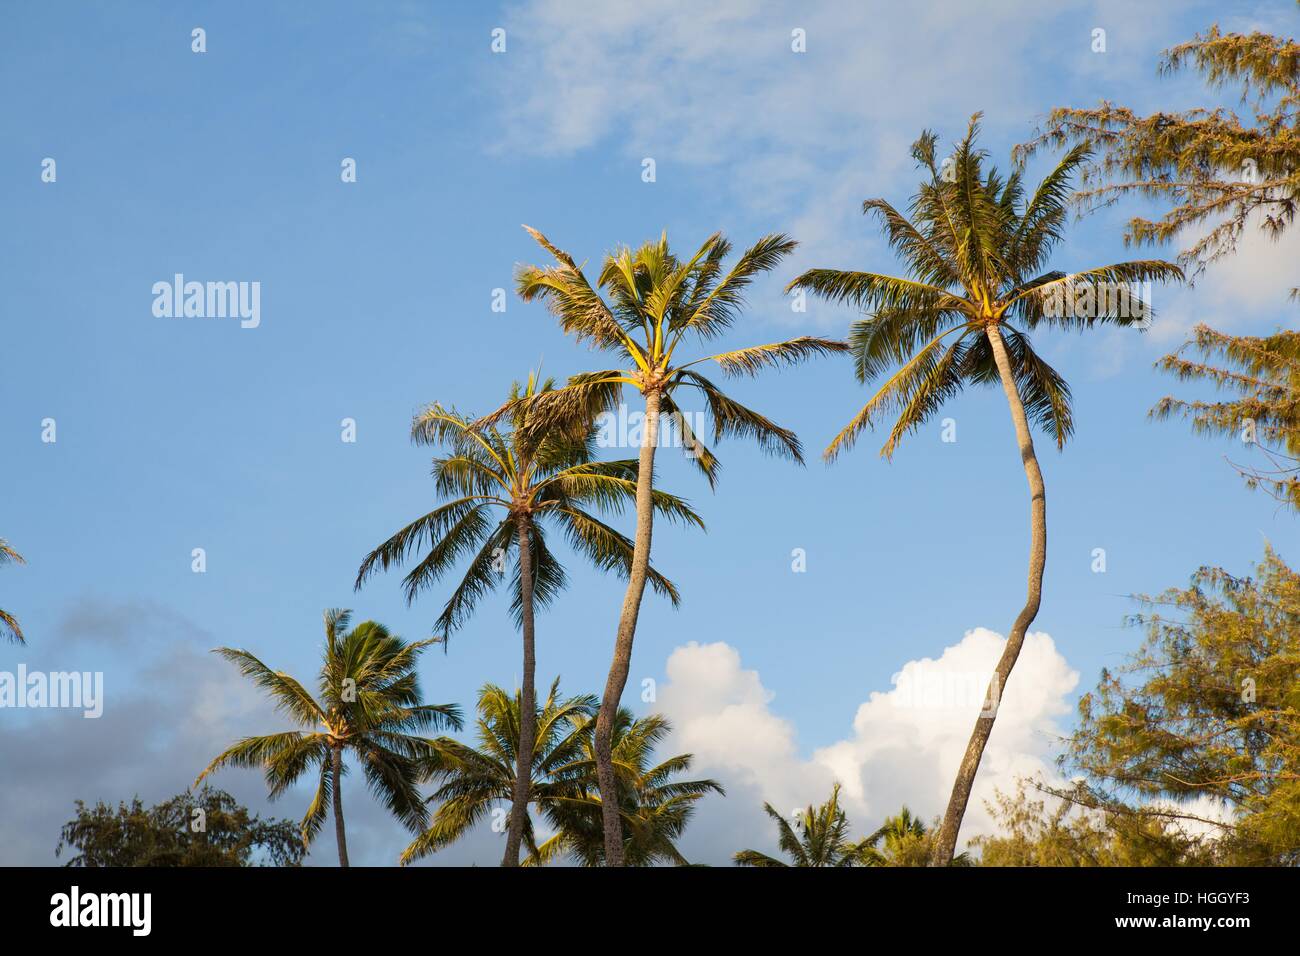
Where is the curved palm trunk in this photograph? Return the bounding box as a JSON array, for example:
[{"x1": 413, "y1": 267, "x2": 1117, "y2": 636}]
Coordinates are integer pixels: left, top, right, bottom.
[
  {"x1": 332, "y1": 745, "x2": 350, "y2": 867},
  {"x1": 931, "y1": 323, "x2": 1047, "y2": 866},
  {"x1": 595, "y1": 388, "x2": 661, "y2": 866},
  {"x1": 502, "y1": 516, "x2": 536, "y2": 867}
]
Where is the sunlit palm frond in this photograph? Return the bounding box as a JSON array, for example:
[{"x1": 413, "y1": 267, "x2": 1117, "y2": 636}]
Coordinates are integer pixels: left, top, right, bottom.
[{"x1": 703, "y1": 336, "x2": 850, "y2": 377}]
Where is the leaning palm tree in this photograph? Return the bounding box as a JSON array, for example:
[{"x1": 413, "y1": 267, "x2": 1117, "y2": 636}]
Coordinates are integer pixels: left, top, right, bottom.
[
  {"x1": 0, "y1": 539, "x2": 26, "y2": 644},
  {"x1": 528, "y1": 708, "x2": 723, "y2": 867},
  {"x1": 356, "y1": 373, "x2": 701, "y2": 866},
  {"x1": 195, "y1": 609, "x2": 462, "y2": 866},
  {"x1": 734, "y1": 783, "x2": 864, "y2": 867},
  {"x1": 511, "y1": 228, "x2": 847, "y2": 863},
  {"x1": 399, "y1": 679, "x2": 598, "y2": 865},
  {"x1": 787, "y1": 115, "x2": 1183, "y2": 864}
]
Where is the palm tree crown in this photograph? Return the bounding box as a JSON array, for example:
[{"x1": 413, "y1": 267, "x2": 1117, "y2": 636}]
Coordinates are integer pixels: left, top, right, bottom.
[
  {"x1": 403, "y1": 682, "x2": 720, "y2": 867},
  {"x1": 734, "y1": 783, "x2": 867, "y2": 867},
  {"x1": 510, "y1": 228, "x2": 847, "y2": 481},
  {"x1": 860, "y1": 806, "x2": 973, "y2": 866},
  {"x1": 532, "y1": 707, "x2": 723, "y2": 867},
  {"x1": 790, "y1": 114, "x2": 1183, "y2": 461},
  {"x1": 400, "y1": 679, "x2": 597, "y2": 864},
  {"x1": 196, "y1": 609, "x2": 462, "y2": 865},
  {"x1": 356, "y1": 373, "x2": 700, "y2": 632}
]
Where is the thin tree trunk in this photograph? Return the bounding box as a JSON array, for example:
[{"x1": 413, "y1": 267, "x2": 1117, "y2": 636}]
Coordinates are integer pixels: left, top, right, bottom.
[
  {"x1": 502, "y1": 516, "x2": 536, "y2": 867},
  {"x1": 332, "y1": 745, "x2": 350, "y2": 868},
  {"x1": 595, "y1": 388, "x2": 661, "y2": 866},
  {"x1": 931, "y1": 323, "x2": 1047, "y2": 866}
]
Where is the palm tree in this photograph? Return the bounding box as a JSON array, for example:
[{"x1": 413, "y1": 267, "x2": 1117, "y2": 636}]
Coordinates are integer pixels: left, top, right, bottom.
[
  {"x1": 860, "y1": 806, "x2": 973, "y2": 867},
  {"x1": 402, "y1": 686, "x2": 719, "y2": 867},
  {"x1": 399, "y1": 679, "x2": 597, "y2": 864},
  {"x1": 734, "y1": 783, "x2": 865, "y2": 867},
  {"x1": 529, "y1": 708, "x2": 723, "y2": 867},
  {"x1": 356, "y1": 374, "x2": 701, "y2": 866},
  {"x1": 787, "y1": 115, "x2": 1182, "y2": 864},
  {"x1": 0, "y1": 539, "x2": 26, "y2": 644},
  {"x1": 195, "y1": 609, "x2": 462, "y2": 866},
  {"x1": 511, "y1": 227, "x2": 847, "y2": 863}
]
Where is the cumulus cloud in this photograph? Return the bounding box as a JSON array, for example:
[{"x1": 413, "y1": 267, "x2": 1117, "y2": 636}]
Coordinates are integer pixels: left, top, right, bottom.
[{"x1": 655, "y1": 629, "x2": 1079, "y2": 863}]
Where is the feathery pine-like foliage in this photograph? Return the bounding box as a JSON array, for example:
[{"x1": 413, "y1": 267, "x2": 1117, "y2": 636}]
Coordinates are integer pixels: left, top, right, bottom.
[
  {"x1": 975, "y1": 782, "x2": 1218, "y2": 867},
  {"x1": 1030, "y1": 548, "x2": 1300, "y2": 866},
  {"x1": 1152, "y1": 323, "x2": 1300, "y2": 509},
  {"x1": 1017, "y1": 16, "x2": 1300, "y2": 280},
  {"x1": 789, "y1": 114, "x2": 1183, "y2": 461},
  {"x1": 356, "y1": 373, "x2": 699, "y2": 633},
  {"x1": 195, "y1": 610, "x2": 462, "y2": 864},
  {"x1": 55, "y1": 786, "x2": 306, "y2": 867},
  {"x1": 0, "y1": 538, "x2": 26, "y2": 644}
]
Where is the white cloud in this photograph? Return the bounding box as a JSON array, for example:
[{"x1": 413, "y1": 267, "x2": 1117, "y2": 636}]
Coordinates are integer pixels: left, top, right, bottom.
[{"x1": 655, "y1": 629, "x2": 1079, "y2": 863}]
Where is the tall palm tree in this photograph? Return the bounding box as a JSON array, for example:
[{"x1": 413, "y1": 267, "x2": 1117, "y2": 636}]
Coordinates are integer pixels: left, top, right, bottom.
[
  {"x1": 511, "y1": 227, "x2": 847, "y2": 863},
  {"x1": 529, "y1": 708, "x2": 723, "y2": 867},
  {"x1": 0, "y1": 539, "x2": 26, "y2": 644},
  {"x1": 356, "y1": 374, "x2": 701, "y2": 866},
  {"x1": 734, "y1": 783, "x2": 865, "y2": 867},
  {"x1": 195, "y1": 609, "x2": 462, "y2": 866},
  {"x1": 399, "y1": 679, "x2": 597, "y2": 864},
  {"x1": 787, "y1": 115, "x2": 1183, "y2": 864}
]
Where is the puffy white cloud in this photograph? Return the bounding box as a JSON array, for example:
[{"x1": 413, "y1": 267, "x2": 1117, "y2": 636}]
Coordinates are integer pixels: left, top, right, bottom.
[{"x1": 655, "y1": 628, "x2": 1079, "y2": 863}]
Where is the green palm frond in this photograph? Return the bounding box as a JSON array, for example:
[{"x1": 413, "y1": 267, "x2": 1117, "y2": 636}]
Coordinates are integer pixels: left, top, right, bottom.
[
  {"x1": 200, "y1": 613, "x2": 458, "y2": 857},
  {"x1": 702, "y1": 336, "x2": 850, "y2": 377},
  {"x1": 791, "y1": 116, "x2": 1181, "y2": 460}
]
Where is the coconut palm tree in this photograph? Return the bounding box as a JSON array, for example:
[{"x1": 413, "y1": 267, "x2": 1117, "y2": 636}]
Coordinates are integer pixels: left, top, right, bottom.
[
  {"x1": 399, "y1": 679, "x2": 598, "y2": 865},
  {"x1": 195, "y1": 609, "x2": 462, "y2": 866},
  {"x1": 356, "y1": 373, "x2": 701, "y2": 866},
  {"x1": 733, "y1": 783, "x2": 866, "y2": 867},
  {"x1": 510, "y1": 228, "x2": 847, "y2": 863},
  {"x1": 860, "y1": 806, "x2": 973, "y2": 867},
  {"x1": 787, "y1": 116, "x2": 1182, "y2": 864},
  {"x1": 0, "y1": 539, "x2": 26, "y2": 644},
  {"x1": 528, "y1": 708, "x2": 723, "y2": 867}
]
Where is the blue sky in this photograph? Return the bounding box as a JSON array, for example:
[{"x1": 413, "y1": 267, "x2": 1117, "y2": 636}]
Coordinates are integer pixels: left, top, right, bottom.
[{"x1": 2, "y1": 0, "x2": 1296, "y2": 865}]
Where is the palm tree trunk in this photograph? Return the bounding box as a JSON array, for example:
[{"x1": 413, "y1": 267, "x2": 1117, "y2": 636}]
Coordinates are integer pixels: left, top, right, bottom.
[
  {"x1": 931, "y1": 323, "x2": 1047, "y2": 866},
  {"x1": 502, "y1": 516, "x2": 536, "y2": 867},
  {"x1": 595, "y1": 388, "x2": 661, "y2": 866},
  {"x1": 332, "y1": 745, "x2": 350, "y2": 867}
]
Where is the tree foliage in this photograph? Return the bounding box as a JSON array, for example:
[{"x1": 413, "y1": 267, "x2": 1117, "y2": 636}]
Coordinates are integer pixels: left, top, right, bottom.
[
  {"x1": 55, "y1": 786, "x2": 305, "y2": 867},
  {"x1": 1017, "y1": 16, "x2": 1300, "y2": 280},
  {"x1": 1152, "y1": 323, "x2": 1300, "y2": 509},
  {"x1": 498, "y1": 227, "x2": 848, "y2": 484},
  {"x1": 356, "y1": 374, "x2": 699, "y2": 635},
  {"x1": 789, "y1": 115, "x2": 1181, "y2": 460},
  {"x1": 1021, "y1": 14, "x2": 1300, "y2": 503},
  {"x1": 196, "y1": 610, "x2": 462, "y2": 855},
  {"x1": 980, "y1": 547, "x2": 1300, "y2": 866},
  {"x1": 403, "y1": 681, "x2": 720, "y2": 867}
]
